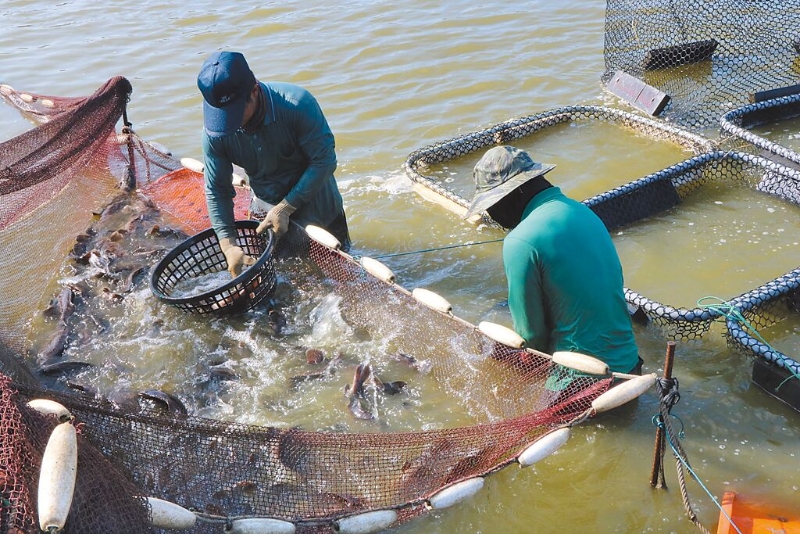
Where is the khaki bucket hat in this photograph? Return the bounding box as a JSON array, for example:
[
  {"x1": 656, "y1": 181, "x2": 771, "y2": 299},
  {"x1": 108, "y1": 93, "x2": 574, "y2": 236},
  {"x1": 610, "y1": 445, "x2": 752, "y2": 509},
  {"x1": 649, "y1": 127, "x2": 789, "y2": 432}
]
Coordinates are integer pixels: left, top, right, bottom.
[{"x1": 464, "y1": 145, "x2": 556, "y2": 218}]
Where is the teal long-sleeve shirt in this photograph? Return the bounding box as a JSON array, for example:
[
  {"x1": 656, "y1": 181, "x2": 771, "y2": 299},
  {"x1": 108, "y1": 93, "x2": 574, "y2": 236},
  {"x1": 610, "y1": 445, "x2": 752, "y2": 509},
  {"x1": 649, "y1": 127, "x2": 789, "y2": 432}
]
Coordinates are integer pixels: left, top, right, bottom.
[
  {"x1": 202, "y1": 81, "x2": 344, "y2": 240},
  {"x1": 503, "y1": 187, "x2": 639, "y2": 373}
]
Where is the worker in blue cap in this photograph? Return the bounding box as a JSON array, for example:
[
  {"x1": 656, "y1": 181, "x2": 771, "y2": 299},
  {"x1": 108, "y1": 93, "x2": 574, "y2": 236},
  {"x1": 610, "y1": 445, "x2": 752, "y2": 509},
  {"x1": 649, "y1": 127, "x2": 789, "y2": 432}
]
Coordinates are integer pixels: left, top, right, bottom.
[{"x1": 197, "y1": 51, "x2": 350, "y2": 277}]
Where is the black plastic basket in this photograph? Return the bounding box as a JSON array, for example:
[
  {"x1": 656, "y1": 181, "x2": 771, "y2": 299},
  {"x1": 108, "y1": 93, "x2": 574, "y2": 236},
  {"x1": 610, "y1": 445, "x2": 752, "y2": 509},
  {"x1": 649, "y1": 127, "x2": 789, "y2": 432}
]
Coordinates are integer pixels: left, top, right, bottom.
[{"x1": 150, "y1": 220, "x2": 276, "y2": 315}]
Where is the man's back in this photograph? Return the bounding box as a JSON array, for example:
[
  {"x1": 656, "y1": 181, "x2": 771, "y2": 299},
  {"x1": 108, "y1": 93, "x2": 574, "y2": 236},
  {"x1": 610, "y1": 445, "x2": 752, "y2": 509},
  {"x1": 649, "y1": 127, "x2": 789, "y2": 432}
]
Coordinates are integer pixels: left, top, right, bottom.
[{"x1": 503, "y1": 186, "x2": 639, "y2": 373}]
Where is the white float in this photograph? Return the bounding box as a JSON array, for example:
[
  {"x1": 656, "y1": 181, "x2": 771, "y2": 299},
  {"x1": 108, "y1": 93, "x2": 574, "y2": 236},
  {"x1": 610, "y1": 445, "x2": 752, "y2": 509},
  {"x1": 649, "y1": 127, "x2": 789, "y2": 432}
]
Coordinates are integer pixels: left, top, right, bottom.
[
  {"x1": 517, "y1": 427, "x2": 571, "y2": 467},
  {"x1": 147, "y1": 497, "x2": 197, "y2": 530},
  {"x1": 334, "y1": 509, "x2": 398, "y2": 534},
  {"x1": 305, "y1": 225, "x2": 341, "y2": 250},
  {"x1": 41, "y1": 98, "x2": 55, "y2": 108},
  {"x1": 27, "y1": 399, "x2": 73, "y2": 422},
  {"x1": 478, "y1": 321, "x2": 526, "y2": 349},
  {"x1": 552, "y1": 351, "x2": 609, "y2": 376},
  {"x1": 0, "y1": 84, "x2": 13, "y2": 96},
  {"x1": 180, "y1": 157, "x2": 204, "y2": 173},
  {"x1": 427, "y1": 477, "x2": 484, "y2": 510},
  {"x1": 232, "y1": 172, "x2": 247, "y2": 186},
  {"x1": 359, "y1": 257, "x2": 395, "y2": 283},
  {"x1": 591, "y1": 373, "x2": 657, "y2": 413},
  {"x1": 20, "y1": 93, "x2": 34, "y2": 103},
  {"x1": 228, "y1": 517, "x2": 296, "y2": 534},
  {"x1": 412, "y1": 287, "x2": 452, "y2": 314},
  {"x1": 38, "y1": 422, "x2": 78, "y2": 532}
]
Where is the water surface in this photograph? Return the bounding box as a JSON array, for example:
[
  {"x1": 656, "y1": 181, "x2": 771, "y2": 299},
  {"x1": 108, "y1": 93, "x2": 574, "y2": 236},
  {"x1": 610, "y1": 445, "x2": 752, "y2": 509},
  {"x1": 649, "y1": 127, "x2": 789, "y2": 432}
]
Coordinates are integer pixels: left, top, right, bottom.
[{"x1": 3, "y1": 2, "x2": 800, "y2": 533}]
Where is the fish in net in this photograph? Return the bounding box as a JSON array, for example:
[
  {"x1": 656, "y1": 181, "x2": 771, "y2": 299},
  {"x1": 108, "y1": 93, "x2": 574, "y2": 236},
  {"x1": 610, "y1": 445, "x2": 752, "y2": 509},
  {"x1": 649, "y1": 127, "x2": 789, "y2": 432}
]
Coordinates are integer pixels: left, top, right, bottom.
[{"x1": 0, "y1": 78, "x2": 659, "y2": 533}]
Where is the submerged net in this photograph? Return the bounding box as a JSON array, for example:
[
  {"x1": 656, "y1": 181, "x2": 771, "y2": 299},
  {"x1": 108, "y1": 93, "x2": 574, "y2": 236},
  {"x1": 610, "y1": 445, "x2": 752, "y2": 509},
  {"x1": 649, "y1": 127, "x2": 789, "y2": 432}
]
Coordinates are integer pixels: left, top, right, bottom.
[
  {"x1": 602, "y1": 0, "x2": 800, "y2": 129},
  {"x1": 0, "y1": 77, "x2": 181, "y2": 355},
  {"x1": 0, "y1": 79, "x2": 625, "y2": 533}
]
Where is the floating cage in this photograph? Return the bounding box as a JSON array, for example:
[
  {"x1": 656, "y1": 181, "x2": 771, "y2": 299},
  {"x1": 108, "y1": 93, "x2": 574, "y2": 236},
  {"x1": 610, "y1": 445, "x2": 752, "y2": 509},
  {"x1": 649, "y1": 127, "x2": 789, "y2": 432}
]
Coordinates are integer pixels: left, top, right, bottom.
[
  {"x1": 724, "y1": 272, "x2": 800, "y2": 412},
  {"x1": 720, "y1": 92, "x2": 800, "y2": 175},
  {"x1": 602, "y1": 0, "x2": 800, "y2": 129},
  {"x1": 403, "y1": 105, "x2": 715, "y2": 222},
  {"x1": 586, "y1": 150, "x2": 800, "y2": 340}
]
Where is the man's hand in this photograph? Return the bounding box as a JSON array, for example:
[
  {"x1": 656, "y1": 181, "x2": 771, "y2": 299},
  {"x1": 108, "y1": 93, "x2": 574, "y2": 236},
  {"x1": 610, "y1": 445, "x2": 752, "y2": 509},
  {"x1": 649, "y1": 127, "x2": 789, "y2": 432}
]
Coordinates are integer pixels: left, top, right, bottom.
[
  {"x1": 219, "y1": 237, "x2": 256, "y2": 278},
  {"x1": 256, "y1": 199, "x2": 297, "y2": 238}
]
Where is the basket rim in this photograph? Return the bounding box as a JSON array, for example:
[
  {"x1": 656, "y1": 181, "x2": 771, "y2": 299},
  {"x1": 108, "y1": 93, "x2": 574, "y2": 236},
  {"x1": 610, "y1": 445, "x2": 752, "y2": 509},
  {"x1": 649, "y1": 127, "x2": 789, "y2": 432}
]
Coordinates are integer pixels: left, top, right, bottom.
[{"x1": 149, "y1": 220, "x2": 274, "y2": 305}]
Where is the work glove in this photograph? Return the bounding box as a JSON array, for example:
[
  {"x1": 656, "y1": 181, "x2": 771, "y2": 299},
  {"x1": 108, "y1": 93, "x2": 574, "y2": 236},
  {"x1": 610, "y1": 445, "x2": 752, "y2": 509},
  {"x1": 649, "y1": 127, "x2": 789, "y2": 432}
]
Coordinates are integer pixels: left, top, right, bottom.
[
  {"x1": 219, "y1": 237, "x2": 256, "y2": 278},
  {"x1": 256, "y1": 199, "x2": 297, "y2": 239}
]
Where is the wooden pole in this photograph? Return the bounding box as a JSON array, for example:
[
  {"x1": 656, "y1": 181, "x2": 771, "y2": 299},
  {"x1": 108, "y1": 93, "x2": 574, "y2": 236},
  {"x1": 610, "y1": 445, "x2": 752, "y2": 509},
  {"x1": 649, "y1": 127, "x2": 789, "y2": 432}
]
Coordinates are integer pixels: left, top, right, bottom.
[{"x1": 650, "y1": 340, "x2": 676, "y2": 488}]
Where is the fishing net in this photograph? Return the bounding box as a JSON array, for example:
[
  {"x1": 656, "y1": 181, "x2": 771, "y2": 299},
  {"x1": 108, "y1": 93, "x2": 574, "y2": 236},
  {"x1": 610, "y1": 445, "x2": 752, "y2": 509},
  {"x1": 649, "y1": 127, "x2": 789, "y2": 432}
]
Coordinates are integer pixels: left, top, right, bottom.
[
  {"x1": 0, "y1": 77, "x2": 181, "y2": 356},
  {"x1": 602, "y1": 0, "x2": 800, "y2": 129},
  {"x1": 0, "y1": 79, "x2": 639, "y2": 533}
]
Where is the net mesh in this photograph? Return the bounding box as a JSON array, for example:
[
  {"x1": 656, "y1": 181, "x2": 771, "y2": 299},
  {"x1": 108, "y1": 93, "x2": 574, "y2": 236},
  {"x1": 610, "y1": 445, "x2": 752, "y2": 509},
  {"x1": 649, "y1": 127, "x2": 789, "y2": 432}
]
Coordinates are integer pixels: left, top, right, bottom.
[
  {"x1": 602, "y1": 0, "x2": 800, "y2": 129},
  {"x1": 719, "y1": 93, "x2": 800, "y2": 172},
  {"x1": 0, "y1": 79, "x2": 621, "y2": 533},
  {"x1": 403, "y1": 105, "x2": 715, "y2": 217}
]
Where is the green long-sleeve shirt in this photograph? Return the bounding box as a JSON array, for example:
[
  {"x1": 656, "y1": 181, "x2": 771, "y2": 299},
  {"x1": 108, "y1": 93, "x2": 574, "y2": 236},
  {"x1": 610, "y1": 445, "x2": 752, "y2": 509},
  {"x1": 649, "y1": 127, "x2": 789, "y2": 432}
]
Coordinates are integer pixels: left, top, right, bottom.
[
  {"x1": 503, "y1": 187, "x2": 638, "y2": 373},
  {"x1": 202, "y1": 81, "x2": 344, "y2": 240}
]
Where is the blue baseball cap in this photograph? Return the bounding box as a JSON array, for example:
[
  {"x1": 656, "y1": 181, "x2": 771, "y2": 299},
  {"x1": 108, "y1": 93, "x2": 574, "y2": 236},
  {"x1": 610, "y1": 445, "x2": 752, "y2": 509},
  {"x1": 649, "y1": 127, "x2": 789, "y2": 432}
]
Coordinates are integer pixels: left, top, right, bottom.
[{"x1": 197, "y1": 51, "x2": 256, "y2": 136}]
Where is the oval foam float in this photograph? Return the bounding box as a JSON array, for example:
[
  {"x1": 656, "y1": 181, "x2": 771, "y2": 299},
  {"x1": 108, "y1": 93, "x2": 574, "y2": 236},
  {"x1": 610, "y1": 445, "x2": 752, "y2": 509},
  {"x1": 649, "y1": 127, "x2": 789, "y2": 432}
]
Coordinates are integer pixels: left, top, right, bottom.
[
  {"x1": 229, "y1": 517, "x2": 296, "y2": 534},
  {"x1": 517, "y1": 427, "x2": 571, "y2": 467},
  {"x1": 147, "y1": 497, "x2": 197, "y2": 530},
  {"x1": 334, "y1": 509, "x2": 398, "y2": 534},
  {"x1": 38, "y1": 422, "x2": 78, "y2": 532},
  {"x1": 591, "y1": 373, "x2": 657, "y2": 413},
  {"x1": 552, "y1": 351, "x2": 609, "y2": 376},
  {"x1": 0, "y1": 84, "x2": 13, "y2": 96},
  {"x1": 427, "y1": 477, "x2": 484, "y2": 510},
  {"x1": 180, "y1": 157, "x2": 204, "y2": 173},
  {"x1": 478, "y1": 321, "x2": 525, "y2": 349},
  {"x1": 40, "y1": 98, "x2": 55, "y2": 108},
  {"x1": 305, "y1": 224, "x2": 341, "y2": 250},
  {"x1": 20, "y1": 93, "x2": 34, "y2": 103},
  {"x1": 27, "y1": 398, "x2": 73, "y2": 422},
  {"x1": 360, "y1": 257, "x2": 395, "y2": 284},
  {"x1": 412, "y1": 287, "x2": 452, "y2": 314},
  {"x1": 232, "y1": 172, "x2": 247, "y2": 186}
]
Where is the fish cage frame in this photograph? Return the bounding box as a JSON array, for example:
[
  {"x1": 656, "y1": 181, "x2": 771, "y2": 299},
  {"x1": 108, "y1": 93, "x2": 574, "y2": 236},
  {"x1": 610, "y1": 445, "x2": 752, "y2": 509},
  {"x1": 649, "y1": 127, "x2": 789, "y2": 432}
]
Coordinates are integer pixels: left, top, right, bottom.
[
  {"x1": 403, "y1": 105, "x2": 716, "y2": 222},
  {"x1": 724, "y1": 270, "x2": 800, "y2": 412},
  {"x1": 585, "y1": 150, "x2": 800, "y2": 340},
  {"x1": 720, "y1": 92, "x2": 800, "y2": 174}
]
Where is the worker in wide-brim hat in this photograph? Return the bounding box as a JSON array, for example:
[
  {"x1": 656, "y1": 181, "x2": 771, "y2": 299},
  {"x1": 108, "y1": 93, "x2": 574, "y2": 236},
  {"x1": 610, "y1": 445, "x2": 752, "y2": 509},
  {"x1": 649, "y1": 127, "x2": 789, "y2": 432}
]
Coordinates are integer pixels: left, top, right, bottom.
[
  {"x1": 197, "y1": 51, "x2": 350, "y2": 278},
  {"x1": 468, "y1": 145, "x2": 642, "y2": 379}
]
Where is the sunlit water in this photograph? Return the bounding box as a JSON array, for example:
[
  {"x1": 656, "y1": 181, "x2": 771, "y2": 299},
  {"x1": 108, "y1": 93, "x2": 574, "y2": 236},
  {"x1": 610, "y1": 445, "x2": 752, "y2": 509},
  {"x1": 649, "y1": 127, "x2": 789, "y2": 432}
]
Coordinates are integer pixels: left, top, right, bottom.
[{"x1": 3, "y1": 1, "x2": 800, "y2": 533}]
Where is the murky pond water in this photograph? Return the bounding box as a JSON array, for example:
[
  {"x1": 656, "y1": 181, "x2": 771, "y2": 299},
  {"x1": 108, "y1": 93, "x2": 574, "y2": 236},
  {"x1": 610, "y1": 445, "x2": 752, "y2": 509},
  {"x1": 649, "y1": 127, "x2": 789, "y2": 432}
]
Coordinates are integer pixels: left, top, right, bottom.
[{"x1": 3, "y1": 1, "x2": 800, "y2": 532}]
